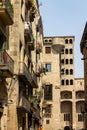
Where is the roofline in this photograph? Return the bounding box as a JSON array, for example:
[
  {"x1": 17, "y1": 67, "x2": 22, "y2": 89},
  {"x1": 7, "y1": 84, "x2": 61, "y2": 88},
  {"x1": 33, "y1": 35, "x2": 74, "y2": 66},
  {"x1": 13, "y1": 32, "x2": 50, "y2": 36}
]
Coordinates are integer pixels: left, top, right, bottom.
[
  {"x1": 80, "y1": 22, "x2": 87, "y2": 43},
  {"x1": 44, "y1": 36, "x2": 75, "y2": 39}
]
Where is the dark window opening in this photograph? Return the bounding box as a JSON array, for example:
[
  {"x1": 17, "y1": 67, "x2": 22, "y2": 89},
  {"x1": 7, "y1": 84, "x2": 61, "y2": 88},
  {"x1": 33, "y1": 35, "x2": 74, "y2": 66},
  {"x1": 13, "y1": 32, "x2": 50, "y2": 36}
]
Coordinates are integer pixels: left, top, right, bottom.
[
  {"x1": 61, "y1": 59, "x2": 64, "y2": 64},
  {"x1": 61, "y1": 80, "x2": 64, "y2": 85},
  {"x1": 66, "y1": 59, "x2": 68, "y2": 64},
  {"x1": 45, "y1": 63, "x2": 51, "y2": 72},
  {"x1": 64, "y1": 113, "x2": 70, "y2": 121},
  {"x1": 65, "y1": 49, "x2": 68, "y2": 54},
  {"x1": 44, "y1": 39, "x2": 48, "y2": 42},
  {"x1": 70, "y1": 79, "x2": 73, "y2": 85},
  {"x1": 66, "y1": 69, "x2": 69, "y2": 75},
  {"x1": 65, "y1": 39, "x2": 68, "y2": 44},
  {"x1": 70, "y1": 69, "x2": 73, "y2": 75},
  {"x1": 70, "y1": 49, "x2": 73, "y2": 54},
  {"x1": 46, "y1": 120, "x2": 50, "y2": 124},
  {"x1": 44, "y1": 85, "x2": 52, "y2": 100},
  {"x1": 66, "y1": 80, "x2": 69, "y2": 85},
  {"x1": 70, "y1": 39, "x2": 72, "y2": 44},
  {"x1": 44, "y1": 105, "x2": 52, "y2": 118},
  {"x1": 78, "y1": 114, "x2": 84, "y2": 121},
  {"x1": 45, "y1": 47, "x2": 51, "y2": 54},
  {"x1": 70, "y1": 59, "x2": 73, "y2": 64}
]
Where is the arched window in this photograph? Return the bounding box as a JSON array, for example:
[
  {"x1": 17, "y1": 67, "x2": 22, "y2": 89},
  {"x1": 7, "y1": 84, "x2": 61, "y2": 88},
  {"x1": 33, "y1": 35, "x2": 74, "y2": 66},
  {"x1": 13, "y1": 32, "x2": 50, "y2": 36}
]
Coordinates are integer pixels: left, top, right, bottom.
[
  {"x1": 70, "y1": 69, "x2": 73, "y2": 75},
  {"x1": 66, "y1": 59, "x2": 68, "y2": 64},
  {"x1": 61, "y1": 59, "x2": 64, "y2": 64},
  {"x1": 66, "y1": 80, "x2": 69, "y2": 85},
  {"x1": 70, "y1": 79, "x2": 73, "y2": 85},
  {"x1": 70, "y1": 59, "x2": 73, "y2": 64},
  {"x1": 65, "y1": 49, "x2": 68, "y2": 54},
  {"x1": 66, "y1": 69, "x2": 69, "y2": 75},
  {"x1": 70, "y1": 49, "x2": 73, "y2": 54},
  {"x1": 69, "y1": 39, "x2": 72, "y2": 44},
  {"x1": 61, "y1": 80, "x2": 64, "y2": 85},
  {"x1": 65, "y1": 39, "x2": 68, "y2": 44}
]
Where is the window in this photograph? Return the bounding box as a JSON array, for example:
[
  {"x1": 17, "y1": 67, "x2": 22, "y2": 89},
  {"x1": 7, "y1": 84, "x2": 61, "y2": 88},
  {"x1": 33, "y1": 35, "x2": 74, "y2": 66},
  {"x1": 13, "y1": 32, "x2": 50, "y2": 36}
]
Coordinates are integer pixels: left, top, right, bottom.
[
  {"x1": 66, "y1": 69, "x2": 69, "y2": 75},
  {"x1": 70, "y1": 69, "x2": 73, "y2": 75},
  {"x1": 44, "y1": 85, "x2": 52, "y2": 100},
  {"x1": 44, "y1": 105, "x2": 52, "y2": 118},
  {"x1": 70, "y1": 39, "x2": 73, "y2": 44},
  {"x1": 61, "y1": 80, "x2": 64, "y2": 85},
  {"x1": 45, "y1": 63, "x2": 51, "y2": 72},
  {"x1": 70, "y1": 59, "x2": 73, "y2": 64},
  {"x1": 46, "y1": 120, "x2": 50, "y2": 124},
  {"x1": 45, "y1": 47, "x2": 51, "y2": 54},
  {"x1": 66, "y1": 80, "x2": 69, "y2": 85},
  {"x1": 70, "y1": 79, "x2": 73, "y2": 85},
  {"x1": 65, "y1": 39, "x2": 68, "y2": 44},
  {"x1": 44, "y1": 39, "x2": 48, "y2": 42},
  {"x1": 70, "y1": 49, "x2": 73, "y2": 54},
  {"x1": 66, "y1": 59, "x2": 68, "y2": 64},
  {"x1": 78, "y1": 114, "x2": 84, "y2": 121},
  {"x1": 61, "y1": 59, "x2": 64, "y2": 64},
  {"x1": 65, "y1": 49, "x2": 68, "y2": 54},
  {"x1": 49, "y1": 39, "x2": 52, "y2": 42},
  {"x1": 64, "y1": 113, "x2": 70, "y2": 121}
]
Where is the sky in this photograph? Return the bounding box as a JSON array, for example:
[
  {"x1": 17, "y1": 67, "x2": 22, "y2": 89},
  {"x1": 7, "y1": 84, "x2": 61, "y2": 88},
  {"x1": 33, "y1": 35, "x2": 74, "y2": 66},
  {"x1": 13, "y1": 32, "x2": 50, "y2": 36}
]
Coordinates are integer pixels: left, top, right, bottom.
[{"x1": 38, "y1": 0, "x2": 87, "y2": 78}]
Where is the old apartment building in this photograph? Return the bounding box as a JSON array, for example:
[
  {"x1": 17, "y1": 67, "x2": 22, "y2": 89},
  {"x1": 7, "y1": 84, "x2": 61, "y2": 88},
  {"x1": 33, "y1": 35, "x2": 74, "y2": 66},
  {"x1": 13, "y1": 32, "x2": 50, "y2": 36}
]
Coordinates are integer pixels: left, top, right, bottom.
[
  {"x1": 42, "y1": 37, "x2": 84, "y2": 130},
  {"x1": 0, "y1": 0, "x2": 44, "y2": 130},
  {"x1": 0, "y1": 0, "x2": 85, "y2": 130},
  {"x1": 80, "y1": 22, "x2": 87, "y2": 129}
]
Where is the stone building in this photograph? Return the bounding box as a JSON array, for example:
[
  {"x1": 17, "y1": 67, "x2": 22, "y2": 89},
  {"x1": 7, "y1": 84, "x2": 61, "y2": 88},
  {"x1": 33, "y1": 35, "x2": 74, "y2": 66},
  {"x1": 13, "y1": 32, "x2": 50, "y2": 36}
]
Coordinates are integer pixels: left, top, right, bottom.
[
  {"x1": 0, "y1": 0, "x2": 14, "y2": 129},
  {"x1": 0, "y1": 0, "x2": 43, "y2": 130},
  {"x1": 80, "y1": 22, "x2": 87, "y2": 129},
  {"x1": 42, "y1": 36, "x2": 85, "y2": 130},
  {"x1": 0, "y1": 0, "x2": 85, "y2": 130}
]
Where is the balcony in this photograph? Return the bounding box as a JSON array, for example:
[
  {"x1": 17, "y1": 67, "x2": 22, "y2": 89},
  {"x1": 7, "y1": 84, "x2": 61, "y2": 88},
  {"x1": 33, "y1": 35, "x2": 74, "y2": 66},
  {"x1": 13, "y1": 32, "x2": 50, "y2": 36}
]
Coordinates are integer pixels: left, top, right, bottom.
[
  {"x1": 52, "y1": 38, "x2": 65, "y2": 53},
  {"x1": 29, "y1": 6, "x2": 37, "y2": 22},
  {"x1": 36, "y1": 42, "x2": 42, "y2": 53},
  {"x1": 24, "y1": 22, "x2": 32, "y2": 40},
  {"x1": 0, "y1": 50, "x2": 14, "y2": 77},
  {"x1": 0, "y1": 0, "x2": 13, "y2": 25},
  {"x1": 19, "y1": 62, "x2": 32, "y2": 84},
  {"x1": 31, "y1": 70, "x2": 38, "y2": 88},
  {"x1": 17, "y1": 95, "x2": 30, "y2": 112},
  {"x1": 27, "y1": 37, "x2": 35, "y2": 51}
]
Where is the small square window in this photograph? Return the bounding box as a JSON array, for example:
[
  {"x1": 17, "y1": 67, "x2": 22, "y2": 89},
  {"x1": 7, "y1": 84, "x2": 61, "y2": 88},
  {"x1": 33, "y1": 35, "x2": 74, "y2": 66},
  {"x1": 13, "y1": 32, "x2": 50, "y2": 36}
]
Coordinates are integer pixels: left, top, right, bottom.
[
  {"x1": 45, "y1": 63, "x2": 51, "y2": 72},
  {"x1": 46, "y1": 120, "x2": 50, "y2": 124},
  {"x1": 78, "y1": 114, "x2": 84, "y2": 121},
  {"x1": 45, "y1": 47, "x2": 51, "y2": 54}
]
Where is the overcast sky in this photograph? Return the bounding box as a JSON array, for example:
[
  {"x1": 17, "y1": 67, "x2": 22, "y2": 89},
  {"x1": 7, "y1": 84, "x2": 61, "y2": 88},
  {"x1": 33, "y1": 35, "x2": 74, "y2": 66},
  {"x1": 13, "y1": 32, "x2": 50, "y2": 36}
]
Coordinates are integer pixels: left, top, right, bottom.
[{"x1": 38, "y1": 0, "x2": 87, "y2": 78}]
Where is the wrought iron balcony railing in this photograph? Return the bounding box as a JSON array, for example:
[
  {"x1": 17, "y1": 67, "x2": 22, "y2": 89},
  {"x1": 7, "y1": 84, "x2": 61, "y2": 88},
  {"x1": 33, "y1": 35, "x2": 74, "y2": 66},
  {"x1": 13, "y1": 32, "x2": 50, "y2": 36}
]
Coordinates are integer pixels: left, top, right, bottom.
[
  {"x1": 31, "y1": 70, "x2": 38, "y2": 88},
  {"x1": 19, "y1": 62, "x2": 32, "y2": 84},
  {"x1": 0, "y1": 50, "x2": 14, "y2": 77},
  {"x1": 18, "y1": 95, "x2": 30, "y2": 112}
]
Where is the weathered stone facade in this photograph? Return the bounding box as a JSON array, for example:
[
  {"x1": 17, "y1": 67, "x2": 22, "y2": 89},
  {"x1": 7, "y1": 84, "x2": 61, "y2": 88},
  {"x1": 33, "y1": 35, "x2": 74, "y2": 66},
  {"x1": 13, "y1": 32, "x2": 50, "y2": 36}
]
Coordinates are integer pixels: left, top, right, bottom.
[
  {"x1": 42, "y1": 37, "x2": 84, "y2": 130},
  {"x1": 0, "y1": 0, "x2": 85, "y2": 130},
  {"x1": 80, "y1": 22, "x2": 87, "y2": 130}
]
